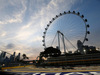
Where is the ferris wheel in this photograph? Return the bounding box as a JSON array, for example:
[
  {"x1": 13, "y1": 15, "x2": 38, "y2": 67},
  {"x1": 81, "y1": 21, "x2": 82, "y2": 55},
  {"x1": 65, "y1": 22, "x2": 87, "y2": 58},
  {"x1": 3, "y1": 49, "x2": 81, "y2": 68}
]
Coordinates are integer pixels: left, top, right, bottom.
[{"x1": 42, "y1": 11, "x2": 90, "y2": 53}]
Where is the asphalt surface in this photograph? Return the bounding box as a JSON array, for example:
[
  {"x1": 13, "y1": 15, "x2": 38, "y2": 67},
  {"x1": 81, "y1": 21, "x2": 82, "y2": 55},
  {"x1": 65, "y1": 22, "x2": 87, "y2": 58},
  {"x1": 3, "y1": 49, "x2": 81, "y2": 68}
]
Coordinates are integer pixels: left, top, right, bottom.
[{"x1": 2, "y1": 66, "x2": 100, "y2": 75}]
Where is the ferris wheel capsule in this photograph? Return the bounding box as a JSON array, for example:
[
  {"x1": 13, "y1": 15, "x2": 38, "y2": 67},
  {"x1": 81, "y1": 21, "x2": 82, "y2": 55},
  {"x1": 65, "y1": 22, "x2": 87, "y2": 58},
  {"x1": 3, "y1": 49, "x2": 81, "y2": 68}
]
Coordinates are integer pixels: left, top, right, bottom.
[
  {"x1": 81, "y1": 15, "x2": 84, "y2": 18},
  {"x1": 45, "y1": 28, "x2": 47, "y2": 30},
  {"x1": 73, "y1": 11, "x2": 75, "y2": 13},
  {"x1": 52, "y1": 18, "x2": 55, "y2": 20},
  {"x1": 77, "y1": 12, "x2": 80, "y2": 15},
  {"x1": 68, "y1": 11, "x2": 71, "y2": 13},
  {"x1": 64, "y1": 11, "x2": 66, "y2": 14},
  {"x1": 87, "y1": 31, "x2": 90, "y2": 34},
  {"x1": 50, "y1": 21, "x2": 52, "y2": 23},
  {"x1": 47, "y1": 24, "x2": 50, "y2": 27},
  {"x1": 85, "y1": 38, "x2": 88, "y2": 41},
  {"x1": 85, "y1": 19, "x2": 87, "y2": 22},
  {"x1": 56, "y1": 15, "x2": 58, "y2": 17},
  {"x1": 60, "y1": 13, "x2": 62, "y2": 15},
  {"x1": 87, "y1": 24, "x2": 90, "y2": 28}
]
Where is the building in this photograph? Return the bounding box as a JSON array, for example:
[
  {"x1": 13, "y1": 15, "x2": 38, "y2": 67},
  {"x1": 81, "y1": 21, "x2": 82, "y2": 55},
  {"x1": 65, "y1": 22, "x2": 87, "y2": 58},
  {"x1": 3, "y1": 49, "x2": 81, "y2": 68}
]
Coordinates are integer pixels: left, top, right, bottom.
[
  {"x1": 10, "y1": 52, "x2": 16, "y2": 62},
  {"x1": 0, "y1": 52, "x2": 6, "y2": 63},
  {"x1": 15, "y1": 53, "x2": 20, "y2": 61}
]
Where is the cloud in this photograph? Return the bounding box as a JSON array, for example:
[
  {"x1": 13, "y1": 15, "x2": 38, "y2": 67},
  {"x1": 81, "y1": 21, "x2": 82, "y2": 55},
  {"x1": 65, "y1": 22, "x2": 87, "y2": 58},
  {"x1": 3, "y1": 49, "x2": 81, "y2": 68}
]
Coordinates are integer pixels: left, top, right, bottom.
[
  {"x1": 0, "y1": 0, "x2": 27, "y2": 24},
  {"x1": 6, "y1": 43, "x2": 15, "y2": 49},
  {"x1": 0, "y1": 31, "x2": 6, "y2": 37},
  {"x1": 0, "y1": 0, "x2": 81, "y2": 59},
  {"x1": 32, "y1": 36, "x2": 42, "y2": 42},
  {"x1": 15, "y1": 30, "x2": 33, "y2": 40},
  {"x1": 16, "y1": 0, "x2": 78, "y2": 42},
  {"x1": 21, "y1": 0, "x2": 78, "y2": 30}
]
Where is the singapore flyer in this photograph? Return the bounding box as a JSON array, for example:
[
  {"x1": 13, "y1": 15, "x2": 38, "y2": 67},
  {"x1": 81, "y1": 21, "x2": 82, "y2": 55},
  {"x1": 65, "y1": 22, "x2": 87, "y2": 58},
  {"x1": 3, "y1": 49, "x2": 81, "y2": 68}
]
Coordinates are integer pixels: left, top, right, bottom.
[{"x1": 42, "y1": 11, "x2": 90, "y2": 53}]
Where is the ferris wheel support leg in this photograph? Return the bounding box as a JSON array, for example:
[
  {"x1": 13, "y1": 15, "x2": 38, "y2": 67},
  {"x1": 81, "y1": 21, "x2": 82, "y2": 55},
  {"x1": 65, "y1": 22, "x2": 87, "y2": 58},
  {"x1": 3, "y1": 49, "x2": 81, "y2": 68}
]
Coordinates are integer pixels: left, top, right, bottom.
[
  {"x1": 57, "y1": 31, "x2": 60, "y2": 50},
  {"x1": 62, "y1": 35, "x2": 66, "y2": 54}
]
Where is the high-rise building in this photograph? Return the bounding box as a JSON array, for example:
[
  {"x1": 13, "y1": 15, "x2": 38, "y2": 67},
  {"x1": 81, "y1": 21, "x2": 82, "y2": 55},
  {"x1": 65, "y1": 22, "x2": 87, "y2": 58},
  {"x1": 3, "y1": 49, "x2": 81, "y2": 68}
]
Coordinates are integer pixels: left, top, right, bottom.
[
  {"x1": 77, "y1": 40, "x2": 84, "y2": 54},
  {"x1": 0, "y1": 52, "x2": 6, "y2": 62},
  {"x1": 3, "y1": 52, "x2": 6, "y2": 58},
  {"x1": 15, "y1": 53, "x2": 20, "y2": 61},
  {"x1": 10, "y1": 52, "x2": 16, "y2": 62},
  {"x1": 13, "y1": 52, "x2": 15, "y2": 56},
  {"x1": 13, "y1": 52, "x2": 16, "y2": 61}
]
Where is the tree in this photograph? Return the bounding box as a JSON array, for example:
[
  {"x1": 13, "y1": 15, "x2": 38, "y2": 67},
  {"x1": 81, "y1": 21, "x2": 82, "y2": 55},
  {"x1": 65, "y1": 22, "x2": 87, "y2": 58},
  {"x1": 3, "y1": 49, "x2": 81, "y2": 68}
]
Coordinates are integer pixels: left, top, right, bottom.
[{"x1": 22, "y1": 54, "x2": 29, "y2": 60}]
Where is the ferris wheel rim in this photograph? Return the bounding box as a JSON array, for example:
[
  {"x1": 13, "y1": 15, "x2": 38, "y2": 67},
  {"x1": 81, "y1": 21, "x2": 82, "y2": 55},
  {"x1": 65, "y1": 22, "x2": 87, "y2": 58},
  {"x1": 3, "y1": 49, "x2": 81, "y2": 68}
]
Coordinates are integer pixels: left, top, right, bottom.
[{"x1": 42, "y1": 11, "x2": 90, "y2": 49}]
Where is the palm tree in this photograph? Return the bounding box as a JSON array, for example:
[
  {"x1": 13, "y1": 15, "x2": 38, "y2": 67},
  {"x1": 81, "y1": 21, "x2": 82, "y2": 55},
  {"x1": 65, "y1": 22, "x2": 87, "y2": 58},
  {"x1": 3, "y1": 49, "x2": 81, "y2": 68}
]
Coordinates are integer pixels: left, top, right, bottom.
[
  {"x1": 21, "y1": 54, "x2": 29, "y2": 66},
  {"x1": 22, "y1": 54, "x2": 29, "y2": 60}
]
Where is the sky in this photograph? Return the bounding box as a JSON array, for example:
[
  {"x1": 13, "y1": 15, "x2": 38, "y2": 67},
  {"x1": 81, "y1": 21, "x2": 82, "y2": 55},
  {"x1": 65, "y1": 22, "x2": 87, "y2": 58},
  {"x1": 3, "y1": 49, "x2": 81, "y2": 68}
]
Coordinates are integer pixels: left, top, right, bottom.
[{"x1": 0, "y1": 0, "x2": 100, "y2": 60}]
